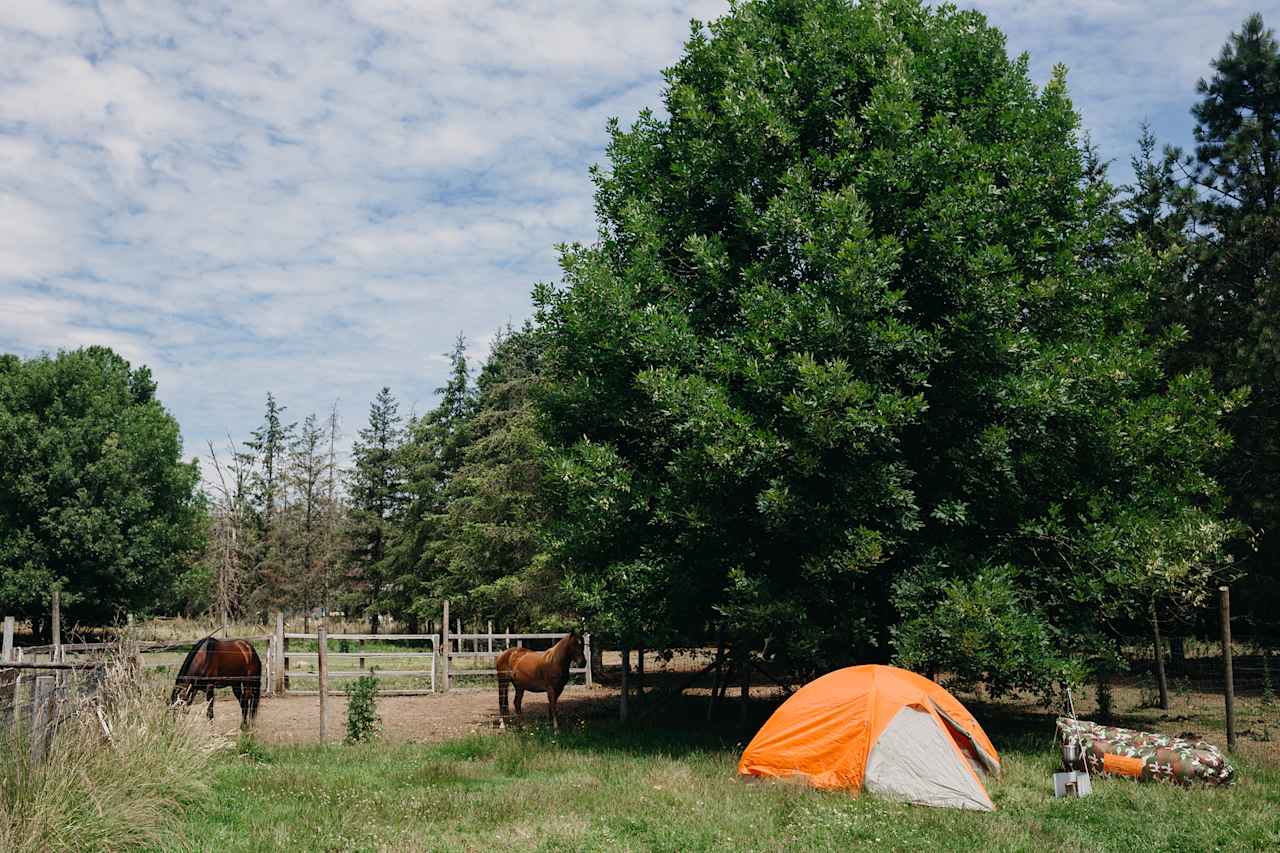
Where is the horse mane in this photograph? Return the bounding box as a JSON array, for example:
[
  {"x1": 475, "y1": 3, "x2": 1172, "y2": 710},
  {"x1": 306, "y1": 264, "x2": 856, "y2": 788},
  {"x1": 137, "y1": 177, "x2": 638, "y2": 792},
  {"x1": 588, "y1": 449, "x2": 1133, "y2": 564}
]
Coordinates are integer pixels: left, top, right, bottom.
[{"x1": 175, "y1": 633, "x2": 217, "y2": 682}]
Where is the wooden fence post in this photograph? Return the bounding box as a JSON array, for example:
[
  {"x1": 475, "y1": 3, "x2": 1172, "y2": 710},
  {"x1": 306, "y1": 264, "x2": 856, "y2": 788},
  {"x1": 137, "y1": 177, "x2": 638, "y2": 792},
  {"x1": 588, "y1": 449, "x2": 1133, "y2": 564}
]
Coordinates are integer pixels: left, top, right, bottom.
[
  {"x1": 30, "y1": 675, "x2": 54, "y2": 764},
  {"x1": 2, "y1": 616, "x2": 13, "y2": 662},
  {"x1": 317, "y1": 625, "x2": 329, "y2": 743},
  {"x1": 274, "y1": 612, "x2": 286, "y2": 696},
  {"x1": 488, "y1": 621, "x2": 494, "y2": 655},
  {"x1": 0, "y1": 667, "x2": 15, "y2": 733},
  {"x1": 441, "y1": 600, "x2": 450, "y2": 693},
  {"x1": 1220, "y1": 586, "x2": 1236, "y2": 751},
  {"x1": 584, "y1": 633, "x2": 593, "y2": 688},
  {"x1": 1151, "y1": 604, "x2": 1169, "y2": 711},
  {"x1": 13, "y1": 648, "x2": 25, "y2": 733}
]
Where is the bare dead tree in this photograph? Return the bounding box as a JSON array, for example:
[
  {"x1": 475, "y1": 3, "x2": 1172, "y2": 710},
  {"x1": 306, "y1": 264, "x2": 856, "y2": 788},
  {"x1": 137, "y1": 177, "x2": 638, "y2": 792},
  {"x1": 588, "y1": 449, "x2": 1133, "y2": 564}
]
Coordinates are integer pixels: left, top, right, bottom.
[{"x1": 205, "y1": 436, "x2": 260, "y2": 625}]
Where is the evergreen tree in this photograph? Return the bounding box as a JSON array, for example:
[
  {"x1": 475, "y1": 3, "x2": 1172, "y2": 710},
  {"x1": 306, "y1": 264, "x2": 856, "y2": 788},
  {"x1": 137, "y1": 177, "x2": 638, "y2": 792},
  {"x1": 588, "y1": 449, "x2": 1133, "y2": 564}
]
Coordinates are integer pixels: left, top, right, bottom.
[
  {"x1": 242, "y1": 393, "x2": 295, "y2": 613},
  {"x1": 433, "y1": 324, "x2": 563, "y2": 627},
  {"x1": 1162, "y1": 14, "x2": 1280, "y2": 628},
  {"x1": 284, "y1": 413, "x2": 328, "y2": 614},
  {"x1": 1122, "y1": 122, "x2": 1194, "y2": 252},
  {"x1": 346, "y1": 387, "x2": 406, "y2": 631},
  {"x1": 379, "y1": 335, "x2": 476, "y2": 629}
]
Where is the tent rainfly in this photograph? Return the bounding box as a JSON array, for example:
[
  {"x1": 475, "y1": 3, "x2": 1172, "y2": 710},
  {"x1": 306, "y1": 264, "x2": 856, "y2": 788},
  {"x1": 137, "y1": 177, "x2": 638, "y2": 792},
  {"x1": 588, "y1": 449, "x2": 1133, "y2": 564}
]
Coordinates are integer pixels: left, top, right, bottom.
[{"x1": 738, "y1": 665, "x2": 1001, "y2": 811}]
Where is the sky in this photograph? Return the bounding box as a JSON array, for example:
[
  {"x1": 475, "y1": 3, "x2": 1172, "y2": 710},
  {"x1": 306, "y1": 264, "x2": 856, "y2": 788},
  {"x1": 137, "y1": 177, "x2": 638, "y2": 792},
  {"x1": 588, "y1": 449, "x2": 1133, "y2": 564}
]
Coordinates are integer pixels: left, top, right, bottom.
[{"x1": 0, "y1": 1, "x2": 1266, "y2": 478}]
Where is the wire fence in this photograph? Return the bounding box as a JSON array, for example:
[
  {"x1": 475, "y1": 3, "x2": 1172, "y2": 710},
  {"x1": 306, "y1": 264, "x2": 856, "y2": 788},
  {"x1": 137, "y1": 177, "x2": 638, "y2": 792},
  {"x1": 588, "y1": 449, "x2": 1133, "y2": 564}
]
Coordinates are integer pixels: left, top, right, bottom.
[
  {"x1": 1122, "y1": 638, "x2": 1279, "y2": 746},
  {"x1": 1, "y1": 663, "x2": 106, "y2": 766}
]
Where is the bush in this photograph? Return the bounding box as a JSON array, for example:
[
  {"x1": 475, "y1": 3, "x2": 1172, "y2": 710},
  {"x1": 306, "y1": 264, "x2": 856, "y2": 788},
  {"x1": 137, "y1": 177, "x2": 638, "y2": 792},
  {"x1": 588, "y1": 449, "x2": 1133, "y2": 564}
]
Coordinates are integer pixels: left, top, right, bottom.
[
  {"x1": 345, "y1": 673, "x2": 381, "y2": 744},
  {"x1": 0, "y1": 653, "x2": 216, "y2": 851}
]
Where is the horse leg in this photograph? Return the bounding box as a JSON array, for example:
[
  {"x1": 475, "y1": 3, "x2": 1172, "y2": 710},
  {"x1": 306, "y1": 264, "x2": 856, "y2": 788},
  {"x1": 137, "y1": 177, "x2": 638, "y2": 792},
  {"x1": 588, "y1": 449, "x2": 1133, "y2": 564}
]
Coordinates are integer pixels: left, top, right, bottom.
[
  {"x1": 497, "y1": 672, "x2": 510, "y2": 717},
  {"x1": 514, "y1": 686, "x2": 524, "y2": 720},
  {"x1": 548, "y1": 688, "x2": 559, "y2": 732},
  {"x1": 205, "y1": 685, "x2": 216, "y2": 720},
  {"x1": 232, "y1": 683, "x2": 246, "y2": 729},
  {"x1": 248, "y1": 683, "x2": 260, "y2": 725}
]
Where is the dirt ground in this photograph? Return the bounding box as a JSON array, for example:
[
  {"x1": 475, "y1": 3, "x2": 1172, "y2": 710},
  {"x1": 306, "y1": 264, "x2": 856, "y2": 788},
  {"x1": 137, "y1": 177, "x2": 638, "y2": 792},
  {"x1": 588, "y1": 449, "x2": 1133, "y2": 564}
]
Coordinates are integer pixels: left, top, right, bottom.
[{"x1": 206, "y1": 685, "x2": 623, "y2": 744}]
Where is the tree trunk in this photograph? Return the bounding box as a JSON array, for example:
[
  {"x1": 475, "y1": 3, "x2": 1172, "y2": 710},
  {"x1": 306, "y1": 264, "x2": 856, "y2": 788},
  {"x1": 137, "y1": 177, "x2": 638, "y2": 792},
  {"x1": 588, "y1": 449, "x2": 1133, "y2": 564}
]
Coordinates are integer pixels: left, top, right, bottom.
[
  {"x1": 636, "y1": 643, "x2": 645, "y2": 704},
  {"x1": 707, "y1": 629, "x2": 727, "y2": 721},
  {"x1": 1151, "y1": 606, "x2": 1170, "y2": 711},
  {"x1": 620, "y1": 645, "x2": 631, "y2": 722},
  {"x1": 590, "y1": 641, "x2": 604, "y2": 683}
]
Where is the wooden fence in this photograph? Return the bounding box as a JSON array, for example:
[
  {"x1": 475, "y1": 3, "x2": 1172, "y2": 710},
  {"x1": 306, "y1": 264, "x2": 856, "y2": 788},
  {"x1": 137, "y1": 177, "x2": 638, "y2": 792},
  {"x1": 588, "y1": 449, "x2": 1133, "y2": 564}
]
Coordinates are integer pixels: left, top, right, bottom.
[
  {"x1": 2, "y1": 612, "x2": 107, "y2": 766},
  {"x1": 272, "y1": 606, "x2": 591, "y2": 696}
]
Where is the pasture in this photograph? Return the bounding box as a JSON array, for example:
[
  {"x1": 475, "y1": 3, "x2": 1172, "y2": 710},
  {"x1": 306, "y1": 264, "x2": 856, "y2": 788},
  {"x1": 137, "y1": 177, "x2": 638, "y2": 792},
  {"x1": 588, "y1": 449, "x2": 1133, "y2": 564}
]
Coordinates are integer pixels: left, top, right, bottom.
[{"x1": 175, "y1": 692, "x2": 1280, "y2": 852}]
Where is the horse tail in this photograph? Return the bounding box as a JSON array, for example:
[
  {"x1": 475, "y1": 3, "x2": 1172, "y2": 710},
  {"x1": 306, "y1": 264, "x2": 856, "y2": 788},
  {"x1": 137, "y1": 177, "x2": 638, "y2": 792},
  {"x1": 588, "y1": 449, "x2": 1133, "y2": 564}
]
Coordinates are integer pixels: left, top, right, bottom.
[{"x1": 244, "y1": 640, "x2": 263, "y2": 718}]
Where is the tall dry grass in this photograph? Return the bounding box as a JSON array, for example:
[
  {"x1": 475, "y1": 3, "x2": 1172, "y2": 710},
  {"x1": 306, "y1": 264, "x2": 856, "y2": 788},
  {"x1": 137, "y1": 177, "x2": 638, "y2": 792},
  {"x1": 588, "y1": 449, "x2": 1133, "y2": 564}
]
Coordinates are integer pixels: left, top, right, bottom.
[{"x1": 0, "y1": 651, "x2": 222, "y2": 851}]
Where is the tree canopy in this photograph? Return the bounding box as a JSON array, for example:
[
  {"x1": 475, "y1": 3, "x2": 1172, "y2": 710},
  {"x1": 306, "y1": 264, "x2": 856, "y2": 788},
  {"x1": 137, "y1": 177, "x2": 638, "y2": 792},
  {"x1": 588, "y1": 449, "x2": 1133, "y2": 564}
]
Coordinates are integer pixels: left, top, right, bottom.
[
  {"x1": 534, "y1": 0, "x2": 1239, "y2": 690},
  {"x1": 0, "y1": 347, "x2": 203, "y2": 628}
]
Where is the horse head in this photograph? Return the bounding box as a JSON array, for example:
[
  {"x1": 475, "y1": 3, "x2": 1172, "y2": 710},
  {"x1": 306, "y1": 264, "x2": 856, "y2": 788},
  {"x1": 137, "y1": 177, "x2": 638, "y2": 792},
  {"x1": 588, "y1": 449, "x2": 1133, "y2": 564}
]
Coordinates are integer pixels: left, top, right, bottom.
[{"x1": 568, "y1": 629, "x2": 587, "y2": 669}]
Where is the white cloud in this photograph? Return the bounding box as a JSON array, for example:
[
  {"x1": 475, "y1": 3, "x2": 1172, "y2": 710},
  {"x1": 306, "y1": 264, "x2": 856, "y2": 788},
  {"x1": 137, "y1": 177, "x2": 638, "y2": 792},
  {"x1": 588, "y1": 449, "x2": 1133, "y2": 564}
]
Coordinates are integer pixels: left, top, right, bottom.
[
  {"x1": 0, "y1": 0, "x2": 1264, "y2": 481},
  {"x1": 971, "y1": 1, "x2": 1260, "y2": 171}
]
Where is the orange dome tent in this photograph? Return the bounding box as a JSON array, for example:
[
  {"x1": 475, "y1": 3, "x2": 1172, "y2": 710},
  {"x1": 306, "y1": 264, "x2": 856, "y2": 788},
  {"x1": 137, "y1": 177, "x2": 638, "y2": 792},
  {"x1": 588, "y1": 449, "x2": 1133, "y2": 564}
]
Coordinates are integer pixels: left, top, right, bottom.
[{"x1": 738, "y1": 665, "x2": 1001, "y2": 811}]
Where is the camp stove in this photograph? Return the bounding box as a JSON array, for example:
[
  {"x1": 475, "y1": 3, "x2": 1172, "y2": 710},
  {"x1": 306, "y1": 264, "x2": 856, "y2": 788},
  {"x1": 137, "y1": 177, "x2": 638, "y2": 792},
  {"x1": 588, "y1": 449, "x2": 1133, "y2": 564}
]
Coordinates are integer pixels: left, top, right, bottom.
[
  {"x1": 1053, "y1": 741, "x2": 1092, "y2": 797},
  {"x1": 1053, "y1": 770, "x2": 1093, "y2": 798},
  {"x1": 1053, "y1": 689, "x2": 1094, "y2": 798}
]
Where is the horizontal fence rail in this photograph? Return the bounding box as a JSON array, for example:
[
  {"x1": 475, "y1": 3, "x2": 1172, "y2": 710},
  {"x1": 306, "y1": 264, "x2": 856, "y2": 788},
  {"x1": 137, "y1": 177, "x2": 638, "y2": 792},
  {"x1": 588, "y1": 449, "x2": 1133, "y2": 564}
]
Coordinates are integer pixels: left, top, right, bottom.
[{"x1": 271, "y1": 621, "x2": 592, "y2": 696}]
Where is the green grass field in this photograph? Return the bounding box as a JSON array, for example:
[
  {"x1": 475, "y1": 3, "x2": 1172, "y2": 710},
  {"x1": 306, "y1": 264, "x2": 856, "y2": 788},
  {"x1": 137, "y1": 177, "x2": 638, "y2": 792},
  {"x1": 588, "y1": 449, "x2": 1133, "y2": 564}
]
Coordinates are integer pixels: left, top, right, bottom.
[{"x1": 172, "y1": 705, "x2": 1280, "y2": 853}]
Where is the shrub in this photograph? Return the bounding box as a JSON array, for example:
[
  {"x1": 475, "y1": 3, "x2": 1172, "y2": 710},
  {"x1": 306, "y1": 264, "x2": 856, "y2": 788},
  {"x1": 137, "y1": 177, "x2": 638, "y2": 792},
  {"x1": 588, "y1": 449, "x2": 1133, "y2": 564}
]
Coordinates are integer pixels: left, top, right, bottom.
[{"x1": 345, "y1": 673, "x2": 381, "y2": 744}]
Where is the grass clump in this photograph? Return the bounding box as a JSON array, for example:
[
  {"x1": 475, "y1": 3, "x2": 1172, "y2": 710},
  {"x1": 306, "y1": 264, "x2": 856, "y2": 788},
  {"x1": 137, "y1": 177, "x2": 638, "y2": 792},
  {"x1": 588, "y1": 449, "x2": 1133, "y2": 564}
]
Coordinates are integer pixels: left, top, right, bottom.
[{"x1": 0, "y1": 655, "x2": 218, "y2": 852}]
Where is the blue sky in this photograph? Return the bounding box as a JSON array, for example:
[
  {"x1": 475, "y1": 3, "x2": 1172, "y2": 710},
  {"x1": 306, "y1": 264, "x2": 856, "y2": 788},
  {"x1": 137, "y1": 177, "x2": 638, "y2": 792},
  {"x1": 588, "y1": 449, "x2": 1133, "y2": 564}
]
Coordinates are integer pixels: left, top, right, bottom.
[{"x1": 0, "y1": 1, "x2": 1265, "y2": 476}]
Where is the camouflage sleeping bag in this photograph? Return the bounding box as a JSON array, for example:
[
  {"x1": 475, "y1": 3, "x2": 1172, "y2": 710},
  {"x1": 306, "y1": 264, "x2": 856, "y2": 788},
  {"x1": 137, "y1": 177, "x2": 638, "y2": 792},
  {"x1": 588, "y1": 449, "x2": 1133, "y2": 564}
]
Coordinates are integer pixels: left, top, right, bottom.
[{"x1": 1056, "y1": 717, "x2": 1236, "y2": 787}]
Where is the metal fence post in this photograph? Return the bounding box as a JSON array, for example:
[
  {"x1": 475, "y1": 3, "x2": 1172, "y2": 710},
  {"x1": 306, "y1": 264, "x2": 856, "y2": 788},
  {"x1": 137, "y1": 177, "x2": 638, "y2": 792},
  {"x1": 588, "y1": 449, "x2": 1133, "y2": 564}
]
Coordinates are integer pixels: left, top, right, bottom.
[
  {"x1": 584, "y1": 633, "x2": 593, "y2": 688},
  {"x1": 317, "y1": 625, "x2": 329, "y2": 743},
  {"x1": 441, "y1": 600, "x2": 450, "y2": 693}
]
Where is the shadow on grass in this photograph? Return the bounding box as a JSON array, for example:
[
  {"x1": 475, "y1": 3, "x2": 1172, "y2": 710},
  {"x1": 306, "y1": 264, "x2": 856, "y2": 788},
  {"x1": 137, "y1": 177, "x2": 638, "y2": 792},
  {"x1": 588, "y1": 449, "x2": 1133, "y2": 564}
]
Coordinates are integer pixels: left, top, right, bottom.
[{"x1": 494, "y1": 689, "x2": 1066, "y2": 767}]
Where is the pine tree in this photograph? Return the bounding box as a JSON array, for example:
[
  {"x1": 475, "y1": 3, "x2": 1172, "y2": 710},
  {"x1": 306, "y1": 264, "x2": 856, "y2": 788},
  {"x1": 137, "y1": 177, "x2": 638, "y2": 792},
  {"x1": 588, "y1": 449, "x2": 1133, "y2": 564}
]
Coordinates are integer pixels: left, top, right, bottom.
[
  {"x1": 378, "y1": 335, "x2": 476, "y2": 630},
  {"x1": 1164, "y1": 14, "x2": 1280, "y2": 628},
  {"x1": 242, "y1": 393, "x2": 295, "y2": 613},
  {"x1": 433, "y1": 324, "x2": 561, "y2": 626},
  {"x1": 1122, "y1": 122, "x2": 1194, "y2": 251},
  {"x1": 347, "y1": 388, "x2": 406, "y2": 631}
]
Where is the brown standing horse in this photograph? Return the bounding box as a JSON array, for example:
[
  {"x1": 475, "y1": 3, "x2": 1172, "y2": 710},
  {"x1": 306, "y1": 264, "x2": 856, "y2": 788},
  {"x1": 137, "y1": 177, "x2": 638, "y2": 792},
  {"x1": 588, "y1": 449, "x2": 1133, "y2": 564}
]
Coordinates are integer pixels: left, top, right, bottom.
[
  {"x1": 496, "y1": 630, "x2": 586, "y2": 731},
  {"x1": 170, "y1": 636, "x2": 262, "y2": 729}
]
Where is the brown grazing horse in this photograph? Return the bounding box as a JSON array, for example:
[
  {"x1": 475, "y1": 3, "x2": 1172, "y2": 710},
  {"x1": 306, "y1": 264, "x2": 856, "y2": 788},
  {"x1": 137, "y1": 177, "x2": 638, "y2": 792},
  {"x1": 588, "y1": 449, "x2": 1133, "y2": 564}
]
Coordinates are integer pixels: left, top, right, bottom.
[
  {"x1": 170, "y1": 636, "x2": 262, "y2": 729},
  {"x1": 496, "y1": 630, "x2": 586, "y2": 731}
]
